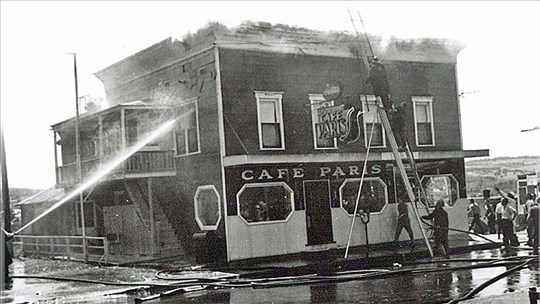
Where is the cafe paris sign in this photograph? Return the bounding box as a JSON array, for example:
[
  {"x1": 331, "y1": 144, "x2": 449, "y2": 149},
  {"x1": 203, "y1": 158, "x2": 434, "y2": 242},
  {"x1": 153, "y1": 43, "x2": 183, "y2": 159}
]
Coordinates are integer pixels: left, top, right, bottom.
[
  {"x1": 318, "y1": 81, "x2": 363, "y2": 142},
  {"x1": 316, "y1": 104, "x2": 357, "y2": 141}
]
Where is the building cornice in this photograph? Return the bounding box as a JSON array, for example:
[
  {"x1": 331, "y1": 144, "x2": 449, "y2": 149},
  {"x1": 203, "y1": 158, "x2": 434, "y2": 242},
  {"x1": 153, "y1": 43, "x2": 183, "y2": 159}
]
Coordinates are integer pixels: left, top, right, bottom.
[{"x1": 223, "y1": 149, "x2": 489, "y2": 167}]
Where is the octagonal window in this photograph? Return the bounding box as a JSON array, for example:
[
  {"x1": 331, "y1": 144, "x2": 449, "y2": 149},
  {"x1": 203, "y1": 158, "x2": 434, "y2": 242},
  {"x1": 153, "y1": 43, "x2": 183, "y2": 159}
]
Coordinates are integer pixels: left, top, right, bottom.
[
  {"x1": 340, "y1": 178, "x2": 388, "y2": 215},
  {"x1": 194, "y1": 185, "x2": 221, "y2": 230},
  {"x1": 237, "y1": 182, "x2": 294, "y2": 224},
  {"x1": 421, "y1": 174, "x2": 459, "y2": 206}
]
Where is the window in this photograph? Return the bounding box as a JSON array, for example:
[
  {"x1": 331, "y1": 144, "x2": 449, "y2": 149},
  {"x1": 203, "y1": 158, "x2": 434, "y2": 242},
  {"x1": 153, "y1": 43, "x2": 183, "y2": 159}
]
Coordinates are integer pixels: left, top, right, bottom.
[
  {"x1": 413, "y1": 97, "x2": 435, "y2": 146},
  {"x1": 255, "y1": 91, "x2": 285, "y2": 150},
  {"x1": 194, "y1": 185, "x2": 221, "y2": 230},
  {"x1": 309, "y1": 94, "x2": 337, "y2": 149},
  {"x1": 421, "y1": 174, "x2": 459, "y2": 206},
  {"x1": 237, "y1": 182, "x2": 294, "y2": 224},
  {"x1": 362, "y1": 95, "x2": 385, "y2": 147},
  {"x1": 175, "y1": 99, "x2": 200, "y2": 156},
  {"x1": 340, "y1": 178, "x2": 388, "y2": 215}
]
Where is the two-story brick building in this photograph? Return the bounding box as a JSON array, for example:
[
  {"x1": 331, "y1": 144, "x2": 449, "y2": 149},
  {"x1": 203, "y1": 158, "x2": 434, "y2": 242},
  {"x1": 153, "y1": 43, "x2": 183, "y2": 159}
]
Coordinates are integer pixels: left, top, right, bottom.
[{"x1": 21, "y1": 22, "x2": 488, "y2": 263}]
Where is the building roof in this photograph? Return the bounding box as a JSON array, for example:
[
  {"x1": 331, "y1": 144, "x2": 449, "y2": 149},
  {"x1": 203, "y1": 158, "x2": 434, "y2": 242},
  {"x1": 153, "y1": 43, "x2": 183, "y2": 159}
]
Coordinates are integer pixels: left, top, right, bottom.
[
  {"x1": 15, "y1": 186, "x2": 66, "y2": 206},
  {"x1": 94, "y1": 21, "x2": 466, "y2": 91}
]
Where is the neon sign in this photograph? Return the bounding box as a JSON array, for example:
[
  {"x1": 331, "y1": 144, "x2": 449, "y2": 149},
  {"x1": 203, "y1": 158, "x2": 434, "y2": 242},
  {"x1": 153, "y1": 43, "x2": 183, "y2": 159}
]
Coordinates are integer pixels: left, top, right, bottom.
[{"x1": 315, "y1": 104, "x2": 357, "y2": 141}]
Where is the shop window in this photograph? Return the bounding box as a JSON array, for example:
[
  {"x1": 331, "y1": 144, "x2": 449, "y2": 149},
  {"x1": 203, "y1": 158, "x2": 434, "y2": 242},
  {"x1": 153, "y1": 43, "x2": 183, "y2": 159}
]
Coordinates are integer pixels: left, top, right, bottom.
[
  {"x1": 421, "y1": 174, "x2": 459, "y2": 206},
  {"x1": 340, "y1": 178, "x2": 388, "y2": 215},
  {"x1": 255, "y1": 91, "x2": 285, "y2": 150},
  {"x1": 362, "y1": 96, "x2": 385, "y2": 147},
  {"x1": 175, "y1": 99, "x2": 200, "y2": 156},
  {"x1": 194, "y1": 185, "x2": 221, "y2": 230},
  {"x1": 309, "y1": 94, "x2": 337, "y2": 149},
  {"x1": 413, "y1": 97, "x2": 435, "y2": 146},
  {"x1": 237, "y1": 182, "x2": 293, "y2": 224}
]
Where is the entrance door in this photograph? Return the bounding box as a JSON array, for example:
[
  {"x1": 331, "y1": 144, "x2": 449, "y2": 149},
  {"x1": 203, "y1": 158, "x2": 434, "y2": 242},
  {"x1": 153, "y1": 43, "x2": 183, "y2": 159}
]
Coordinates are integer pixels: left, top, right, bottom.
[{"x1": 304, "y1": 180, "x2": 334, "y2": 245}]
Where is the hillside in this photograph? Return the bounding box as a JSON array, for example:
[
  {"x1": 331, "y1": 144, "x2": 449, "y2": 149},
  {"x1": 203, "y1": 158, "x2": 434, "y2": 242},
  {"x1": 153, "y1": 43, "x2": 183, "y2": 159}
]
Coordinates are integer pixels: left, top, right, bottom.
[{"x1": 465, "y1": 156, "x2": 539, "y2": 196}]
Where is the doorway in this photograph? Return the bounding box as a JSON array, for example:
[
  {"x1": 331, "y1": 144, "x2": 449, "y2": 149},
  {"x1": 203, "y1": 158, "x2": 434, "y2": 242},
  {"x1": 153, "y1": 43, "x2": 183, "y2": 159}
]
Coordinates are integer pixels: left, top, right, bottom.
[{"x1": 303, "y1": 180, "x2": 334, "y2": 245}]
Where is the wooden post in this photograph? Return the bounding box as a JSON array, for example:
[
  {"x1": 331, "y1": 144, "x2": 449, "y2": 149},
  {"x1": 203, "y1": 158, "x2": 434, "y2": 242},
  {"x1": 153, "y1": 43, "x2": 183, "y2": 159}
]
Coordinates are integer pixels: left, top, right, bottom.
[{"x1": 148, "y1": 177, "x2": 156, "y2": 254}]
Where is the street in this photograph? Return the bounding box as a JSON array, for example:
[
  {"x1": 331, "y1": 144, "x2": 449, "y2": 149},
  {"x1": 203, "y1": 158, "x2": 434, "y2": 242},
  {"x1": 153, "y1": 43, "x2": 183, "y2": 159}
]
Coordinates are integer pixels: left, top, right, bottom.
[{"x1": 1, "y1": 231, "x2": 538, "y2": 304}]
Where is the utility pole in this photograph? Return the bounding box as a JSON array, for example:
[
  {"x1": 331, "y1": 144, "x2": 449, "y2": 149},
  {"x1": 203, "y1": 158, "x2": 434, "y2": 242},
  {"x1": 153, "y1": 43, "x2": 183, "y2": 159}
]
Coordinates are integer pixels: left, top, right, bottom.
[
  {"x1": 67, "y1": 53, "x2": 87, "y2": 262},
  {"x1": 1, "y1": 123, "x2": 12, "y2": 233}
]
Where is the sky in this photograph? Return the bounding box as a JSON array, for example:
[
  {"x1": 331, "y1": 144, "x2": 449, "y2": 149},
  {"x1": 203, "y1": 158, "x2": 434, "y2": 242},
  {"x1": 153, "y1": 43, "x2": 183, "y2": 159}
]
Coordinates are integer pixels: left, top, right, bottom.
[{"x1": 1, "y1": 1, "x2": 539, "y2": 189}]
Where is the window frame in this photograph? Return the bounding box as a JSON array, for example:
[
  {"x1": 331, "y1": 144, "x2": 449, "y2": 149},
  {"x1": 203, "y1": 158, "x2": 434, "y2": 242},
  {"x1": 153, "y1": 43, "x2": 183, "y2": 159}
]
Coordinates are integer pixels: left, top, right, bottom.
[
  {"x1": 339, "y1": 177, "x2": 389, "y2": 216},
  {"x1": 412, "y1": 96, "x2": 435, "y2": 147},
  {"x1": 174, "y1": 97, "x2": 201, "y2": 157},
  {"x1": 309, "y1": 94, "x2": 338, "y2": 150},
  {"x1": 255, "y1": 91, "x2": 285, "y2": 150},
  {"x1": 420, "y1": 174, "x2": 459, "y2": 206},
  {"x1": 236, "y1": 181, "x2": 295, "y2": 225},
  {"x1": 361, "y1": 95, "x2": 386, "y2": 148},
  {"x1": 194, "y1": 185, "x2": 222, "y2": 231}
]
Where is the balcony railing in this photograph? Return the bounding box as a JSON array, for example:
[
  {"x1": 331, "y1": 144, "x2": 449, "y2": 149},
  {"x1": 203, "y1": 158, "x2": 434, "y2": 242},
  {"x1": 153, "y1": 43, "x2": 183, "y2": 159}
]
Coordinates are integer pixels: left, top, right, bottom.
[{"x1": 57, "y1": 150, "x2": 176, "y2": 185}]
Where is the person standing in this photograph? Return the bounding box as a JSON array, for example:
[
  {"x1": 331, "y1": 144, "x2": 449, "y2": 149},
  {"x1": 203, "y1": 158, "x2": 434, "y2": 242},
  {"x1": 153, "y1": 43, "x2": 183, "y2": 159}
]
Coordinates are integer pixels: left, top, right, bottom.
[
  {"x1": 524, "y1": 193, "x2": 536, "y2": 246},
  {"x1": 365, "y1": 56, "x2": 393, "y2": 110},
  {"x1": 468, "y1": 199, "x2": 483, "y2": 234},
  {"x1": 495, "y1": 187, "x2": 518, "y2": 249},
  {"x1": 484, "y1": 200, "x2": 497, "y2": 234},
  {"x1": 528, "y1": 199, "x2": 539, "y2": 255},
  {"x1": 390, "y1": 102, "x2": 408, "y2": 149},
  {"x1": 393, "y1": 200, "x2": 415, "y2": 250},
  {"x1": 1, "y1": 228, "x2": 14, "y2": 285},
  {"x1": 421, "y1": 199, "x2": 450, "y2": 258}
]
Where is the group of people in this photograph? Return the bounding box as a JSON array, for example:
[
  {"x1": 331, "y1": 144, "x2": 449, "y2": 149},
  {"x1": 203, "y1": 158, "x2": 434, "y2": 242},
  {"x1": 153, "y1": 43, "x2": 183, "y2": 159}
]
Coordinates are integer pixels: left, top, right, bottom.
[
  {"x1": 471, "y1": 187, "x2": 539, "y2": 254},
  {"x1": 392, "y1": 186, "x2": 540, "y2": 259},
  {"x1": 393, "y1": 198, "x2": 450, "y2": 258}
]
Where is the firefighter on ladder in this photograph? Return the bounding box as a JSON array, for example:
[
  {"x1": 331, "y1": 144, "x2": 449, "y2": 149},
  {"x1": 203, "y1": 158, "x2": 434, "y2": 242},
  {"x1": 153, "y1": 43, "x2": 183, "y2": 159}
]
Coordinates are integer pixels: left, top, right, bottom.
[{"x1": 365, "y1": 56, "x2": 394, "y2": 111}]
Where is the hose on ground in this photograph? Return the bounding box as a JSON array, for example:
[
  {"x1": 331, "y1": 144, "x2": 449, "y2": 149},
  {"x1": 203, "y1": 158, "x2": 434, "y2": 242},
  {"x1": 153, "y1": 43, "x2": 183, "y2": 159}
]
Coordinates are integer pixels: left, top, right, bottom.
[{"x1": 446, "y1": 258, "x2": 535, "y2": 304}]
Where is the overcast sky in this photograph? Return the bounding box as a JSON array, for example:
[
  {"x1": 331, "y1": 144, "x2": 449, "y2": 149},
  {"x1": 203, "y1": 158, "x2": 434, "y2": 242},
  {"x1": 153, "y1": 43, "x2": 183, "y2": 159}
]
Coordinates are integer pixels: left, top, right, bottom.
[{"x1": 1, "y1": 1, "x2": 539, "y2": 189}]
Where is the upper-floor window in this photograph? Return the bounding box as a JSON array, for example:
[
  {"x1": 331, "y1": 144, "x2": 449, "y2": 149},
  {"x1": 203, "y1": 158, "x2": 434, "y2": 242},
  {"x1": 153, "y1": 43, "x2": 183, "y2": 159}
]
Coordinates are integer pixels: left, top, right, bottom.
[
  {"x1": 255, "y1": 91, "x2": 285, "y2": 150},
  {"x1": 362, "y1": 95, "x2": 385, "y2": 148},
  {"x1": 175, "y1": 98, "x2": 200, "y2": 156},
  {"x1": 309, "y1": 94, "x2": 338, "y2": 149},
  {"x1": 413, "y1": 97, "x2": 435, "y2": 146}
]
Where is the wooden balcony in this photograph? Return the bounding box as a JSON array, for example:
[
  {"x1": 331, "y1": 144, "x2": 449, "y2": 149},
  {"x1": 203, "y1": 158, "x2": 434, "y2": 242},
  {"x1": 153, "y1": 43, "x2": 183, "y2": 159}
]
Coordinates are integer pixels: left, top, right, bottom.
[{"x1": 57, "y1": 150, "x2": 176, "y2": 186}]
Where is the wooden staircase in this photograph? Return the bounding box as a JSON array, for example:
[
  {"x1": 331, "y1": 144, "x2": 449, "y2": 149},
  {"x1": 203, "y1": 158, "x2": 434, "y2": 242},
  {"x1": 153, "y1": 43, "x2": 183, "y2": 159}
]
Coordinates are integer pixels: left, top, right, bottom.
[{"x1": 123, "y1": 179, "x2": 186, "y2": 257}]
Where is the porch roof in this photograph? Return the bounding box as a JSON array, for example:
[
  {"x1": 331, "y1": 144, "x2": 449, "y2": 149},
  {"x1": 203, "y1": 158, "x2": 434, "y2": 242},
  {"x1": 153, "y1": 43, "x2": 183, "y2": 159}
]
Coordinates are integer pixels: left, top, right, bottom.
[{"x1": 16, "y1": 186, "x2": 66, "y2": 206}]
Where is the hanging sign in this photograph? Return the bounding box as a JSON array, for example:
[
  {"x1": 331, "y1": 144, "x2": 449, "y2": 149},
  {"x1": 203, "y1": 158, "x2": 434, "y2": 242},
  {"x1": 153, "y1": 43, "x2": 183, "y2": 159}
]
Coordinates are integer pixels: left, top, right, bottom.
[
  {"x1": 316, "y1": 104, "x2": 357, "y2": 141},
  {"x1": 323, "y1": 82, "x2": 341, "y2": 101}
]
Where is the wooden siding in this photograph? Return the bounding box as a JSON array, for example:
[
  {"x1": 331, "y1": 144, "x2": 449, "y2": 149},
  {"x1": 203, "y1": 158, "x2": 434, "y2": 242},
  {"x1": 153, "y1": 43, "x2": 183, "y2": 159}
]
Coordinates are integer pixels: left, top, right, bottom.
[{"x1": 219, "y1": 48, "x2": 463, "y2": 156}]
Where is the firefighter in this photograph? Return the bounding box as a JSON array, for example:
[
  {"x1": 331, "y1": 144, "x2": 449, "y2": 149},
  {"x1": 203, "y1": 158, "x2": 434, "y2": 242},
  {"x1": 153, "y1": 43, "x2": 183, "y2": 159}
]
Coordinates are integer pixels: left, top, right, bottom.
[
  {"x1": 365, "y1": 56, "x2": 393, "y2": 110},
  {"x1": 421, "y1": 199, "x2": 450, "y2": 258}
]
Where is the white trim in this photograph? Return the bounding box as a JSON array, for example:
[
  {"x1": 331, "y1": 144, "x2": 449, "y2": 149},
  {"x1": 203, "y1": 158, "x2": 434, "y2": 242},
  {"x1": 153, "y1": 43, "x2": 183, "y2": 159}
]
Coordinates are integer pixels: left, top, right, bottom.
[
  {"x1": 236, "y1": 181, "x2": 295, "y2": 225},
  {"x1": 412, "y1": 96, "x2": 435, "y2": 147},
  {"x1": 255, "y1": 91, "x2": 286, "y2": 150},
  {"x1": 222, "y1": 149, "x2": 490, "y2": 166},
  {"x1": 361, "y1": 95, "x2": 386, "y2": 148},
  {"x1": 194, "y1": 185, "x2": 222, "y2": 231},
  {"x1": 338, "y1": 177, "x2": 389, "y2": 216},
  {"x1": 173, "y1": 97, "x2": 201, "y2": 157},
  {"x1": 214, "y1": 47, "x2": 231, "y2": 261},
  {"x1": 308, "y1": 94, "x2": 338, "y2": 150}
]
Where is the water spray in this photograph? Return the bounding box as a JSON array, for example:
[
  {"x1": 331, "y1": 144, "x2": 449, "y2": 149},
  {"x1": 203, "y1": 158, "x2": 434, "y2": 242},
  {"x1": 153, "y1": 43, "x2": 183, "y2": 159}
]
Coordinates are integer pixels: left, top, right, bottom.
[{"x1": 15, "y1": 111, "x2": 192, "y2": 235}]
